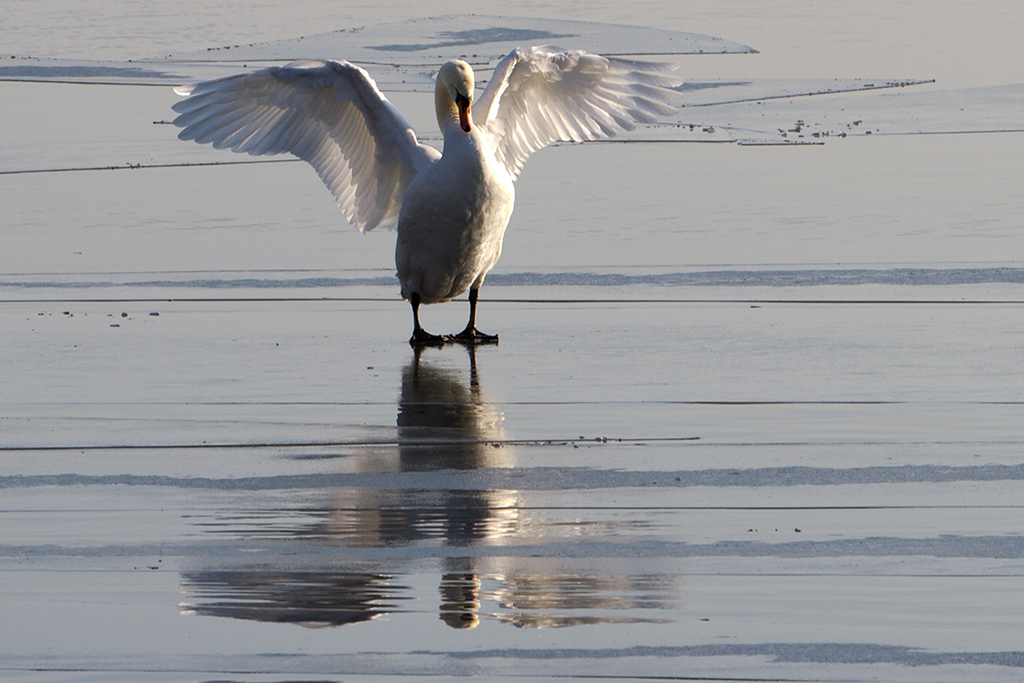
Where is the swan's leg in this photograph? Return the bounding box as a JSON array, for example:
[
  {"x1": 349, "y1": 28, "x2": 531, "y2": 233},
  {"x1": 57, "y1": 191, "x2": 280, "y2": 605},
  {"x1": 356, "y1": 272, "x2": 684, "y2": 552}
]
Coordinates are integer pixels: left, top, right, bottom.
[
  {"x1": 452, "y1": 288, "x2": 498, "y2": 344},
  {"x1": 409, "y1": 293, "x2": 446, "y2": 345}
]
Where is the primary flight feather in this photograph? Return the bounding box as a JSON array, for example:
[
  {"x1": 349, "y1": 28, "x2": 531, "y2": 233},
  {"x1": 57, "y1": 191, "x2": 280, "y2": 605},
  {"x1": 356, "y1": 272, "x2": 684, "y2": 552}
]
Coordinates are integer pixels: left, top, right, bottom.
[{"x1": 172, "y1": 46, "x2": 680, "y2": 343}]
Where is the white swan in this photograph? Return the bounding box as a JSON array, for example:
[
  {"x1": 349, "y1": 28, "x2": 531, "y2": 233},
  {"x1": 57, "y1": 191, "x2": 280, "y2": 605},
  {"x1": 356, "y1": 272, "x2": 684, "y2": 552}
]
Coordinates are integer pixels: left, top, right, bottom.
[{"x1": 172, "y1": 46, "x2": 680, "y2": 343}]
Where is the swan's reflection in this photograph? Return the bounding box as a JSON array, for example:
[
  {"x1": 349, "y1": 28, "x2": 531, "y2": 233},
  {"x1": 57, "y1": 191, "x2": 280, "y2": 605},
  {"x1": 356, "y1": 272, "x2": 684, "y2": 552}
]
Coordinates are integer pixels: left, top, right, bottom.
[
  {"x1": 181, "y1": 345, "x2": 678, "y2": 630},
  {"x1": 313, "y1": 345, "x2": 518, "y2": 551},
  {"x1": 398, "y1": 345, "x2": 512, "y2": 471},
  {"x1": 398, "y1": 345, "x2": 518, "y2": 548}
]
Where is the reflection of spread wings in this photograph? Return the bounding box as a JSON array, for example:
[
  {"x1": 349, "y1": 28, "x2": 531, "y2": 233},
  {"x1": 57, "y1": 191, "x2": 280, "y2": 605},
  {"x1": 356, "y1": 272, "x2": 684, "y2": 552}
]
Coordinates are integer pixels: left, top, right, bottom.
[{"x1": 180, "y1": 570, "x2": 406, "y2": 627}]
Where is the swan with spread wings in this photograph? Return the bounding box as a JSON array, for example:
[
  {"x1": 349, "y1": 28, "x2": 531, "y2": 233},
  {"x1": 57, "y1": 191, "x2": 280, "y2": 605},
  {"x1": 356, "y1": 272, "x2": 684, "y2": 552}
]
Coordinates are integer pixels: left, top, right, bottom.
[{"x1": 172, "y1": 46, "x2": 680, "y2": 344}]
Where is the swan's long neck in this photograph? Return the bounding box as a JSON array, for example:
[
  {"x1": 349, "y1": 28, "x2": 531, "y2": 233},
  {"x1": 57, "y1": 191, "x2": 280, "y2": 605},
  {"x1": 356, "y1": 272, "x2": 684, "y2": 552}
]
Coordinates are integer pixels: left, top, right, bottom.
[
  {"x1": 435, "y1": 60, "x2": 474, "y2": 134},
  {"x1": 435, "y1": 79, "x2": 460, "y2": 132}
]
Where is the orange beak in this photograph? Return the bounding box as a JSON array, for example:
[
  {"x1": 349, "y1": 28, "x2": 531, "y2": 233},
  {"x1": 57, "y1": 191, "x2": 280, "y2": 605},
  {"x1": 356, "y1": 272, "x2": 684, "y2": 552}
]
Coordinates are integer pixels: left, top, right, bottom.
[{"x1": 456, "y1": 93, "x2": 472, "y2": 133}]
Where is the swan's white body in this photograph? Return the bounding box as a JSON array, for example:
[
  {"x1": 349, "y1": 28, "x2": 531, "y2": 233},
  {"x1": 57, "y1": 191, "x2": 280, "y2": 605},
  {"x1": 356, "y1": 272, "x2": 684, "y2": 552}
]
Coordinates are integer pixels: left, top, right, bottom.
[
  {"x1": 172, "y1": 46, "x2": 679, "y2": 342},
  {"x1": 396, "y1": 67, "x2": 515, "y2": 306},
  {"x1": 396, "y1": 129, "x2": 514, "y2": 304}
]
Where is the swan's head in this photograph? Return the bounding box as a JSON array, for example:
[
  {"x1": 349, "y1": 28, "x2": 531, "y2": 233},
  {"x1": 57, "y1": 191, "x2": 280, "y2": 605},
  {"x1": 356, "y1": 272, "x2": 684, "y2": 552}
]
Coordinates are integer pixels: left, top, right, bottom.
[{"x1": 436, "y1": 60, "x2": 474, "y2": 133}]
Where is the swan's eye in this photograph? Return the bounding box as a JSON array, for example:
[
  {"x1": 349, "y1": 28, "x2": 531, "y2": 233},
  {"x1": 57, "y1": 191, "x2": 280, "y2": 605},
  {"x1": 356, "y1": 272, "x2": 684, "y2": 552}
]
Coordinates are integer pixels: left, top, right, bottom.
[{"x1": 455, "y1": 92, "x2": 471, "y2": 108}]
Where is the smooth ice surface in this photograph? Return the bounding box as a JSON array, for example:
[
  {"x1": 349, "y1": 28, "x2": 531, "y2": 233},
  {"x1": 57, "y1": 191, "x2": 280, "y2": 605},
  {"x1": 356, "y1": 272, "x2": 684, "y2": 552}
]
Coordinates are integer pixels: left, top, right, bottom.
[
  {"x1": 163, "y1": 15, "x2": 757, "y2": 62},
  {"x1": 0, "y1": 17, "x2": 752, "y2": 88},
  {"x1": 3, "y1": 2, "x2": 1024, "y2": 682}
]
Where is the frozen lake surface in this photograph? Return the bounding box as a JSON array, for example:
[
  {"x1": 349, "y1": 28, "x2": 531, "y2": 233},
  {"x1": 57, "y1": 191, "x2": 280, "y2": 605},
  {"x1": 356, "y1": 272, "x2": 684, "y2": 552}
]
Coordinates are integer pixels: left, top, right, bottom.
[{"x1": 2, "y1": 3, "x2": 1024, "y2": 682}]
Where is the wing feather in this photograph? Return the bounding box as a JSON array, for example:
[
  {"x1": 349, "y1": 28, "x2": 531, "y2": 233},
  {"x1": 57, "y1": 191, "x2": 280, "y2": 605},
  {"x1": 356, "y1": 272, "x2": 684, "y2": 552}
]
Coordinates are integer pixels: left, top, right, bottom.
[
  {"x1": 475, "y1": 46, "x2": 681, "y2": 180},
  {"x1": 172, "y1": 60, "x2": 437, "y2": 232}
]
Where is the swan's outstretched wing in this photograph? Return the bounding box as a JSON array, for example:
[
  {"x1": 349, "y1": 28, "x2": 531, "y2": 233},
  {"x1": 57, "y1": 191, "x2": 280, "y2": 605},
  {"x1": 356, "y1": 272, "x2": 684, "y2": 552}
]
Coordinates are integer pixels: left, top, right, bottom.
[
  {"x1": 172, "y1": 60, "x2": 439, "y2": 232},
  {"x1": 473, "y1": 46, "x2": 681, "y2": 180}
]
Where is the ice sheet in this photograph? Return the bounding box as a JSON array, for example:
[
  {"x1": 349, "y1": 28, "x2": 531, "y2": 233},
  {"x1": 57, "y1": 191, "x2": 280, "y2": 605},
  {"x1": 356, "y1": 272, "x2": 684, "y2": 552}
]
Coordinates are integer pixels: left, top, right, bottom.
[
  {"x1": 3, "y1": 5, "x2": 1024, "y2": 683},
  {"x1": 162, "y1": 15, "x2": 757, "y2": 63}
]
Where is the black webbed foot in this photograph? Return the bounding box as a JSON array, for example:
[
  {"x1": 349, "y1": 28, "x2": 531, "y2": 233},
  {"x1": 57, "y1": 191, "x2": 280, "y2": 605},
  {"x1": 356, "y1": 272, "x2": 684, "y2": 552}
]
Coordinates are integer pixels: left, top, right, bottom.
[
  {"x1": 408, "y1": 292, "x2": 447, "y2": 346},
  {"x1": 449, "y1": 288, "x2": 498, "y2": 344},
  {"x1": 450, "y1": 326, "x2": 499, "y2": 345},
  {"x1": 410, "y1": 328, "x2": 447, "y2": 346}
]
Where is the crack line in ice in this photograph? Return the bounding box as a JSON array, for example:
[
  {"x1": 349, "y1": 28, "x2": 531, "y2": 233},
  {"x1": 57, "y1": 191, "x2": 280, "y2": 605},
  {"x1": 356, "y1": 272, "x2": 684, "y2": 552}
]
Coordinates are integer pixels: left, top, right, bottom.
[
  {"x1": 4, "y1": 267, "x2": 1024, "y2": 289},
  {"x1": 5, "y1": 462, "x2": 1024, "y2": 491}
]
